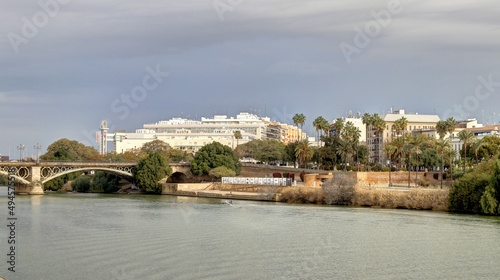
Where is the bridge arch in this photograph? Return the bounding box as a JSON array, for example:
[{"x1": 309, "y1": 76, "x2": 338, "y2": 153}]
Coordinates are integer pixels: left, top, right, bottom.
[
  {"x1": 41, "y1": 167, "x2": 134, "y2": 184},
  {"x1": 0, "y1": 170, "x2": 30, "y2": 185}
]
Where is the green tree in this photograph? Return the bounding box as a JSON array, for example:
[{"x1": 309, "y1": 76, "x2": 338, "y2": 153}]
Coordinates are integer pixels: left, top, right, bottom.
[
  {"x1": 480, "y1": 160, "x2": 500, "y2": 215},
  {"x1": 295, "y1": 140, "x2": 314, "y2": 168},
  {"x1": 132, "y1": 152, "x2": 171, "y2": 193},
  {"x1": 141, "y1": 140, "x2": 172, "y2": 159},
  {"x1": 284, "y1": 141, "x2": 299, "y2": 166},
  {"x1": 235, "y1": 140, "x2": 259, "y2": 159},
  {"x1": 71, "y1": 175, "x2": 92, "y2": 192},
  {"x1": 91, "y1": 171, "x2": 121, "y2": 193},
  {"x1": 41, "y1": 138, "x2": 101, "y2": 161},
  {"x1": 449, "y1": 159, "x2": 498, "y2": 214},
  {"x1": 253, "y1": 139, "x2": 286, "y2": 163},
  {"x1": 477, "y1": 136, "x2": 500, "y2": 160},
  {"x1": 191, "y1": 142, "x2": 241, "y2": 176},
  {"x1": 0, "y1": 175, "x2": 8, "y2": 185},
  {"x1": 166, "y1": 149, "x2": 193, "y2": 162}
]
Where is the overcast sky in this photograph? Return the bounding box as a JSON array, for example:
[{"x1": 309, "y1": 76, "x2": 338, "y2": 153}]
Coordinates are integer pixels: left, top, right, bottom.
[{"x1": 1, "y1": 0, "x2": 499, "y2": 157}]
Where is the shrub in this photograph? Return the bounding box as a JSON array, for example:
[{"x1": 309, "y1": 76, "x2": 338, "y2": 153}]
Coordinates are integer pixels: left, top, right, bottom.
[
  {"x1": 272, "y1": 172, "x2": 282, "y2": 178},
  {"x1": 352, "y1": 187, "x2": 449, "y2": 211},
  {"x1": 282, "y1": 173, "x2": 290, "y2": 178},
  {"x1": 372, "y1": 166, "x2": 380, "y2": 172},
  {"x1": 0, "y1": 175, "x2": 7, "y2": 185},
  {"x1": 449, "y1": 172, "x2": 490, "y2": 214},
  {"x1": 279, "y1": 187, "x2": 323, "y2": 204},
  {"x1": 390, "y1": 167, "x2": 397, "y2": 172},
  {"x1": 322, "y1": 174, "x2": 356, "y2": 205},
  {"x1": 418, "y1": 178, "x2": 430, "y2": 187},
  {"x1": 381, "y1": 166, "x2": 390, "y2": 172},
  {"x1": 209, "y1": 166, "x2": 236, "y2": 179}
]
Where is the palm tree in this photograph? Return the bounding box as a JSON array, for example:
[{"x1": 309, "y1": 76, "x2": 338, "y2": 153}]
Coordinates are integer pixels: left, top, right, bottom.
[
  {"x1": 457, "y1": 129, "x2": 475, "y2": 172},
  {"x1": 233, "y1": 130, "x2": 242, "y2": 148},
  {"x1": 320, "y1": 119, "x2": 331, "y2": 138},
  {"x1": 435, "y1": 139, "x2": 450, "y2": 188},
  {"x1": 384, "y1": 144, "x2": 397, "y2": 187},
  {"x1": 371, "y1": 114, "x2": 386, "y2": 164},
  {"x1": 436, "y1": 120, "x2": 448, "y2": 139},
  {"x1": 393, "y1": 117, "x2": 408, "y2": 138},
  {"x1": 295, "y1": 139, "x2": 314, "y2": 168},
  {"x1": 313, "y1": 116, "x2": 328, "y2": 145},
  {"x1": 342, "y1": 122, "x2": 361, "y2": 166},
  {"x1": 362, "y1": 113, "x2": 373, "y2": 158},
  {"x1": 293, "y1": 113, "x2": 306, "y2": 140},
  {"x1": 336, "y1": 139, "x2": 353, "y2": 171},
  {"x1": 471, "y1": 139, "x2": 484, "y2": 165},
  {"x1": 410, "y1": 135, "x2": 425, "y2": 186},
  {"x1": 446, "y1": 148, "x2": 458, "y2": 183},
  {"x1": 403, "y1": 141, "x2": 414, "y2": 187}
]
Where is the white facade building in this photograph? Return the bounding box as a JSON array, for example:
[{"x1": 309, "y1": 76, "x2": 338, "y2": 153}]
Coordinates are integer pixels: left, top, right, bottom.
[{"x1": 106, "y1": 112, "x2": 301, "y2": 154}]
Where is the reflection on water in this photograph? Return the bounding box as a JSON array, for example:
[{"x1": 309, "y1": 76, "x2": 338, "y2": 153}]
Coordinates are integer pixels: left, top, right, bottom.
[
  {"x1": 0, "y1": 193, "x2": 500, "y2": 280},
  {"x1": 0, "y1": 186, "x2": 7, "y2": 196}
]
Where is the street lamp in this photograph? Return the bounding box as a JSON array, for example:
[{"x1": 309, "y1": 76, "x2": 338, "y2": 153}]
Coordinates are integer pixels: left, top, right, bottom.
[
  {"x1": 34, "y1": 143, "x2": 42, "y2": 164},
  {"x1": 17, "y1": 144, "x2": 25, "y2": 161}
]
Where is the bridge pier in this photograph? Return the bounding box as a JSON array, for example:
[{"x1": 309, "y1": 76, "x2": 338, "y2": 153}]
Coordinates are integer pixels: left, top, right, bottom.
[{"x1": 27, "y1": 166, "x2": 44, "y2": 195}]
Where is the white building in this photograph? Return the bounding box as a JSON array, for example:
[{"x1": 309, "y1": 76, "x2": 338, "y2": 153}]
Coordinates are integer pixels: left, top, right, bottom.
[
  {"x1": 343, "y1": 117, "x2": 366, "y2": 143},
  {"x1": 366, "y1": 109, "x2": 441, "y2": 163},
  {"x1": 106, "y1": 112, "x2": 304, "y2": 154}
]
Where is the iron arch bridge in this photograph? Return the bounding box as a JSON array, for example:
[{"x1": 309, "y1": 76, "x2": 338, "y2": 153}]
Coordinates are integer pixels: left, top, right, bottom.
[{"x1": 0, "y1": 161, "x2": 191, "y2": 194}]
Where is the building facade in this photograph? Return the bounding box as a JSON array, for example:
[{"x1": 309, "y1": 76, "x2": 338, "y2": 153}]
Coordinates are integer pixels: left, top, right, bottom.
[
  {"x1": 366, "y1": 109, "x2": 441, "y2": 163},
  {"x1": 104, "y1": 112, "x2": 306, "y2": 154}
]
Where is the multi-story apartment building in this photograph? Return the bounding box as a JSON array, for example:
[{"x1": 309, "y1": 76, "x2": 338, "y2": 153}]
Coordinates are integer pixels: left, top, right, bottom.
[
  {"x1": 104, "y1": 112, "x2": 306, "y2": 154},
  {"x1": 366, "y1": 109, "x2": 441, "y2": 163}
]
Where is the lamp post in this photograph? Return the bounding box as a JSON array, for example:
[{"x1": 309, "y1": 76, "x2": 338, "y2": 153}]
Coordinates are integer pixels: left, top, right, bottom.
[
  {"x1": 34, "y1": 143, "x2": 42, "y2": 164},
  {"x1": 17, "y1": 144, "x2": 25, "y2": 161}
]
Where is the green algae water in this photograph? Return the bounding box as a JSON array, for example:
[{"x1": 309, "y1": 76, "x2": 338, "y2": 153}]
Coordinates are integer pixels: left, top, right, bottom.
[{"x1": 1, "y1": 190, "x2": 500, "y2": 280}]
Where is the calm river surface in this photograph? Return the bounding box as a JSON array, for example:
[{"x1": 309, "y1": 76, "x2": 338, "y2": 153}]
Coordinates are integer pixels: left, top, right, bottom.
[{"x1": 1, "y1": 187, "x2": 500, "y2": 280}]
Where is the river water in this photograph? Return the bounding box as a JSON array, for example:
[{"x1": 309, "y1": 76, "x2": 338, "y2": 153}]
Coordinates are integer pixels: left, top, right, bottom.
[{"x1": 1, "y1": 187, "x2": 500, "y2": 280}]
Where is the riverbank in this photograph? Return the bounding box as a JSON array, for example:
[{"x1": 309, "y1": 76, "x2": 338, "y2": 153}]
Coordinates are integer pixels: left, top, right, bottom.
[{"x1": 159, "y1": 182, "x2": 450, "y2": 211}]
